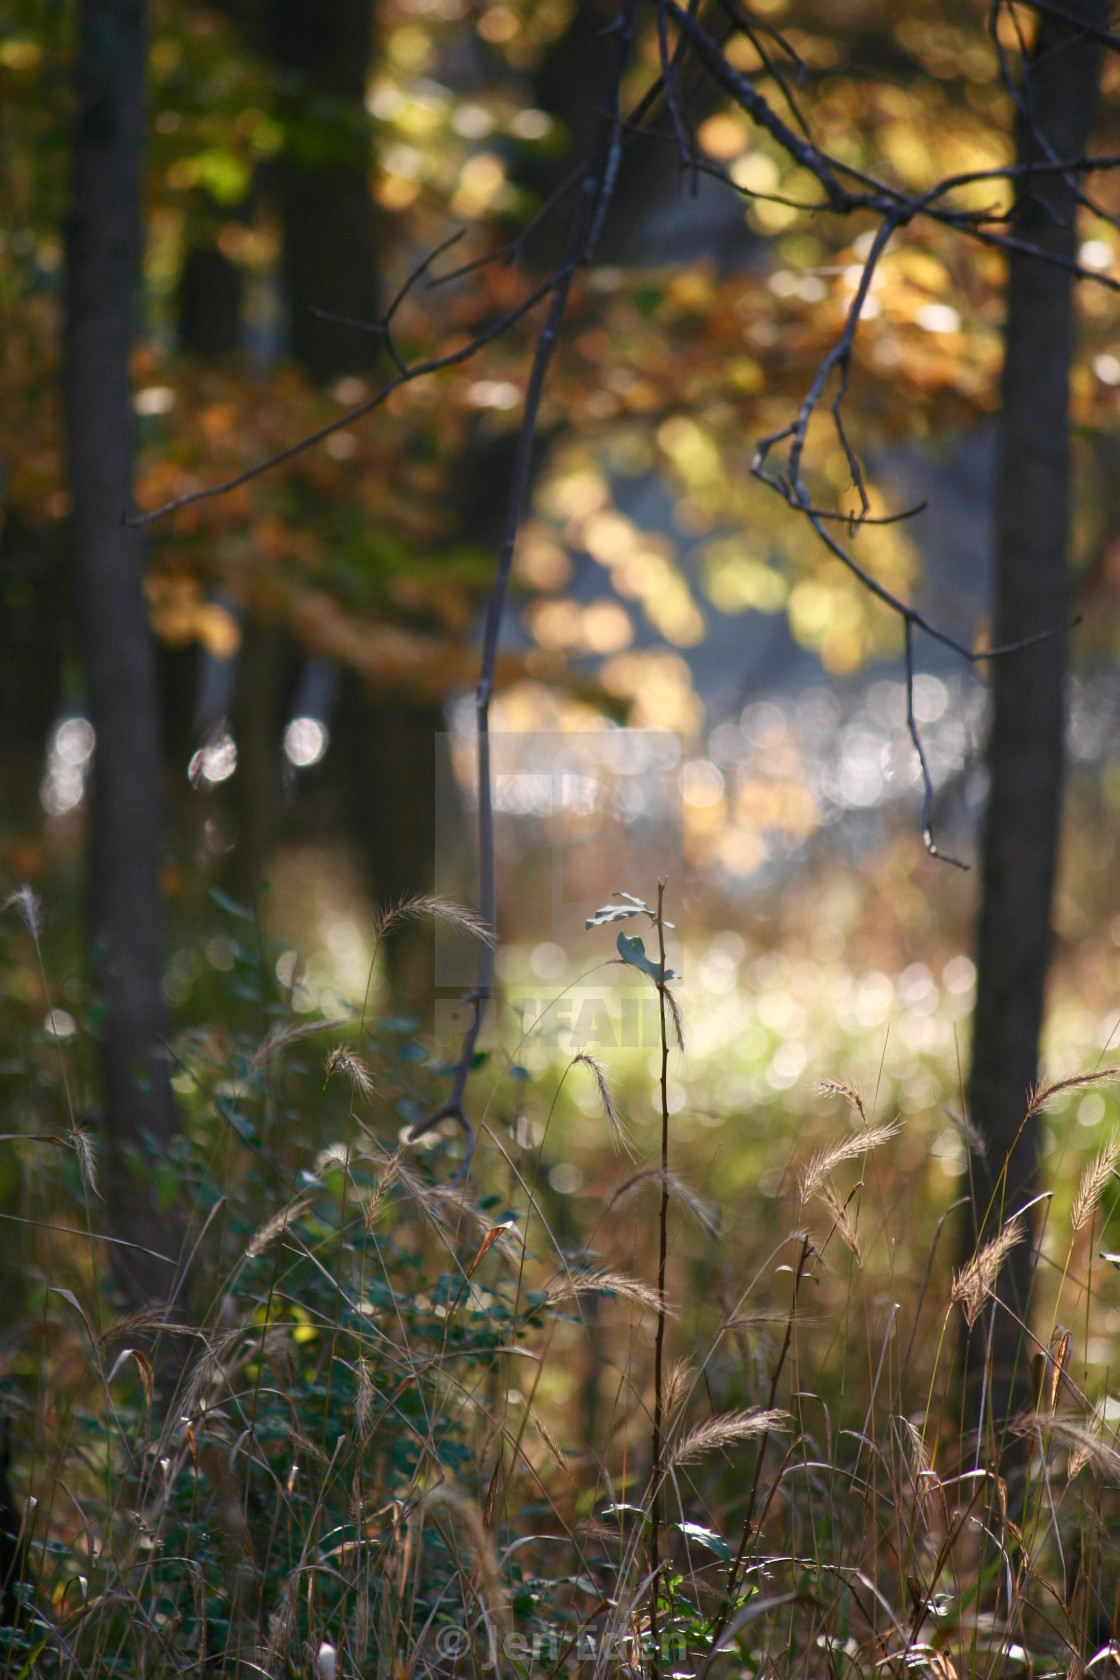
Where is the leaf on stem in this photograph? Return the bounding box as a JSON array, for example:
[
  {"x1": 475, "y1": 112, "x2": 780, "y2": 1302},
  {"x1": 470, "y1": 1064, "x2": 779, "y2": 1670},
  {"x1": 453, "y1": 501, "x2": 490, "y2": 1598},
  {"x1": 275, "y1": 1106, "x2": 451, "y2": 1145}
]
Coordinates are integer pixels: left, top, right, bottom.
[
  {"x1": 615, "y1": 931, "x2": 679, "y2": 983},
  {"x1": 586, "y1": 891, "x2": 674, "y2": 930}
]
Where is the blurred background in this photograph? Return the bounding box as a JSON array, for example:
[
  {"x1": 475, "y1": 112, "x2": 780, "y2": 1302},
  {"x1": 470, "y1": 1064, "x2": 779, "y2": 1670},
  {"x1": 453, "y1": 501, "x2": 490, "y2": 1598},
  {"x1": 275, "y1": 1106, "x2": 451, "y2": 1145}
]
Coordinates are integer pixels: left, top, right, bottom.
[{"x1": 4, "y1": 0, "x2": 1120, "y2": 1369}]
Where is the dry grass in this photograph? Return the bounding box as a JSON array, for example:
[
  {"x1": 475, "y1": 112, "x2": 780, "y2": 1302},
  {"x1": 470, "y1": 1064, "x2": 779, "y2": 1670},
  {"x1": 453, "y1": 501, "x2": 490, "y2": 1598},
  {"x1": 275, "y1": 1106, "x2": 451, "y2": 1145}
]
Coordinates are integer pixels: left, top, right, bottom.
[
  {"x1": 1026, "y1": 1068, "x2": 1118, "y2": 1118},
  {"x1": 665, "y1": 1408, "x2": 790, "y2": 1471},
  {"x1": 542, "y1": 1268, "x2": 668, "y2": 1313},
  {"x1": 1071, "y1": 1132, "x2": 1120, "y2": 1232},
  {"x1": 951, "y1": 1213, "x2": 1027, "y2": 1329},
  {"x1": 3, "y1": 929, "x2": 1120, "y2": 1680},
  {"x1": 798, "y1": 1119, "x2": 900, "y2": 1201},
  {"x1": 373, "y1": 892, "x2": 495, "y2": 946},
  {"x1": 569, "y1": 1051, "x2": 629, "y2": 1150},
  {"x1": 813, "y1": 1178, "x2": 861, "y2": 1260}
]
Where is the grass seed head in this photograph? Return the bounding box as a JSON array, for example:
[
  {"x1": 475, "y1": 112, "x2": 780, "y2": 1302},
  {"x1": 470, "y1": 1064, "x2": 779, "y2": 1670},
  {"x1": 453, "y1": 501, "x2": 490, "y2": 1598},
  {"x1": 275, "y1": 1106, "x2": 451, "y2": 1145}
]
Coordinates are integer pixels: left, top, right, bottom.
[
  {"x1": 70, "y1": 1124, "x2": 99, "y2": 1199},
  {"x1": 1, "y1": 885, "x2": 43, "y2": 943},
  {"x1": 815, "y1": 1178, "x2": 860, "y2": 1261},
  {"x1": 374, "y1": 892, "x2": 494, "y2": 945},
  {"x1": 1072, "y1": 1132, "x2": 1120, "y2": 1232},
  {"x1": 608, "y1": 1166, "x2": 719, "y2": 1234},
  {"x1": 355, "y1": 1356, "x2": 374, "y2": 1439},
  {"x1": 666, "y1": 1407, "x2": 790, "y2": 1470},
  {"x1": 663, "y1": 1357, "x2": 695, "y2": 1421},
  {"x1": 249, "y1": 1016, "x2": 348, "y2": 1071},
  {"x1": 952, "y1": 1215, "x2": 1027, "y2": 1329},
  {"x1": 325, "y1": 1044, "x2": 377, "y2": 1097},
  {"x1": 817, "y1": 1078, "x2": 869, "y2": 1125},
  {"x1": 1026, "y1": 1068, "x2": 1117, "y2": 1119},
  {"x1": 799, "y1": 1120, "x2": 899, "y2": 1202},
  {"x1": 544, "y1": 1269, "x2": 668, "y2": 1314},
  {"x1": 570, "y1": 1051, "x2": 630, "y2": 1150}
]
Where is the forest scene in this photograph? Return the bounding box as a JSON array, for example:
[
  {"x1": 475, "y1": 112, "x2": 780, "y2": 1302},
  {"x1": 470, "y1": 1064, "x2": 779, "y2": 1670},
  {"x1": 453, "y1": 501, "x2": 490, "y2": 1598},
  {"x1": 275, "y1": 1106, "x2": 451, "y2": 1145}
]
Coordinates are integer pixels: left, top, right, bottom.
[{"x1": 4, "y1": 0, "x2": 1120, "y2": 1672}]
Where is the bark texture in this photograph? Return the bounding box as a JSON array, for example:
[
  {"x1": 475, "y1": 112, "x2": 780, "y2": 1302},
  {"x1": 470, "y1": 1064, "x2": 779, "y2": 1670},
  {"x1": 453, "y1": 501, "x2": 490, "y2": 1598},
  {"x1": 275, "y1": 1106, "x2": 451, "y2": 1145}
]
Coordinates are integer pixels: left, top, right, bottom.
[
  {"x1": 964, "y1": 1, "x2": 1104, "y2": 1428},
  {"x1": 64, "y1": 0, "x2": 179, "y2": 1303}
]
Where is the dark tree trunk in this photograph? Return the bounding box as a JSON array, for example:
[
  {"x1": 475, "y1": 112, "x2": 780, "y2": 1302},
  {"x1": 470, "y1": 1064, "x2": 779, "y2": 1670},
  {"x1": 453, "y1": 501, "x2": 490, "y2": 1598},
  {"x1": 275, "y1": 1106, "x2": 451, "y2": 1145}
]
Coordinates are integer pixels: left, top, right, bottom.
[
  {"x1": 0, "y1": 514, "x2": 67, "y2": 835},
  {"x1": 64, "y1": 0, "x2": 179, "y2": 1304},
  {"x1": 178, "y1": 240, "x2": 243, "y2": 358},
  {"x1": 963, "y1": 2, "x2": 1104, "y2": 1430},
  {"x1": 246, "y1": 0, "x2": 451, "y2": 987},
  {"x1": 268, "y1": 0, "x2": 381, "y2": 383},
  {"x1": 225, "y1": 620, "x2": 294, "y2": 903},
  {"x1": 339, "y1": 679, "x2": 447, "y2": 997}
]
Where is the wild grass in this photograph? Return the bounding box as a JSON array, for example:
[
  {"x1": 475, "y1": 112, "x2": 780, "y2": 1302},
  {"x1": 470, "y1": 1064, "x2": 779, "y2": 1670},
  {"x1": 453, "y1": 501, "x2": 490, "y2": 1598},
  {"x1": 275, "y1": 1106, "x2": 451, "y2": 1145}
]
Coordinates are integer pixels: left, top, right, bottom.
[{"x1": 0, "y1": 892, "x2": 1118, "y2": 1678}]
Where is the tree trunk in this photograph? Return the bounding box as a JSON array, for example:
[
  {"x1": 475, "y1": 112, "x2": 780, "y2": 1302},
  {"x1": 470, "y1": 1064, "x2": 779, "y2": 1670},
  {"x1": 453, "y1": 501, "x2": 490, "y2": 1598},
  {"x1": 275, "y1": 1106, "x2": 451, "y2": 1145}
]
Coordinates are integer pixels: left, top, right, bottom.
[
  {"x1": 261, "y1": 0, "x2": 453, "y2": 988},
  {"x1": 225, "y1": 620, "x2": 293, "y2": 904},
  {"x1": 963, "y1": 1, "x2": 1104, "y2": 1431},
  {"x1": 339, "y1": 679, "x2": 448, "y2": 998},
  {"x1": 267, "y1": 0, "x2": 381, "y2": 383},
  {"x1": 178, "y1": 239, "x2": 243, "y2": 358},
  {"x1": 0, "y1": 514, "x2": 67, "y2": 837},
  {"x1": 64, "y1": 0, "x2": 179, "y2": 1305}
]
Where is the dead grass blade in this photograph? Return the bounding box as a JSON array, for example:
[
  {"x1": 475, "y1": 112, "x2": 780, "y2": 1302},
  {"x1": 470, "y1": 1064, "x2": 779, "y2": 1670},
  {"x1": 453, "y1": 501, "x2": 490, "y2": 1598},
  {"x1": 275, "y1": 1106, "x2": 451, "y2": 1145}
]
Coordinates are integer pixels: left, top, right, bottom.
[
  {"x1": 181, "y1": 1327, "x2": 247, "y2": 1419},
  {"x1": 726, "y1": 1306, "x2": 822, "y2": 1333},
  {"x1": 529, "y1": 1406, "x2": 570, "y2": 1473},
  {"x1": 1072, "y1": 1133, "x2": 1120, "y2": 1232},
  {"x1": 666, "y1": 1408, "x2": 790, "y2": 1470},
  {"x1": 415, "y1": 1485, "x2": 508, "y2": 1630},
  {"x1": 250, "y1": 1016, "x2": 348, "y2": 1071},
  {"x1": 940, "y1": 1103, "x2": 987, "y2": 1158},
  {"x1": 374, "y1": 893, "x2": 494, "y2": 946},
  {"x1": 926, "y1": 1654, "x2": 960, "y2": 1680},
  {"x1": 952, "y1": 1215, "x2": 1027, "y2": 1330},
  {"x1": 799, "y1": 1121, "x2": 899, "y2": 1201},
  {"x1": 1046, "y1": 1415, "x2": 1120, "y2": 1480},
  {"x1": 355, "y1": 1356, "x2": 374, "y2": 1440},
  {"x1": 100, "y1": 1307, "x2": 193, "y2": 1347}
]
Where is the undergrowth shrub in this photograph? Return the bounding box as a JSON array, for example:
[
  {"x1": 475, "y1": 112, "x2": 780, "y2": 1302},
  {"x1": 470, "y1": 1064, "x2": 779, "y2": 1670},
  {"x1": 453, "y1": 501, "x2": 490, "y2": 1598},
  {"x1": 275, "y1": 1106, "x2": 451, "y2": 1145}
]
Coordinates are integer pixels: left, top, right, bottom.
[{"x1": 0, "y1": 889, "x2": 1118, "y2": 1678}]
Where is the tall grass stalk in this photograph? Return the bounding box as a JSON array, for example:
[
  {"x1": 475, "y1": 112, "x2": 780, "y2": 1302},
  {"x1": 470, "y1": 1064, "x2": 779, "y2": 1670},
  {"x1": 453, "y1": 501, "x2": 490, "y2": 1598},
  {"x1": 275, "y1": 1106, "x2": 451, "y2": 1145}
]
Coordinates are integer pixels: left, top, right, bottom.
[{"x1": 647, "y1": 879, "x2": 671, "y2": 1679}]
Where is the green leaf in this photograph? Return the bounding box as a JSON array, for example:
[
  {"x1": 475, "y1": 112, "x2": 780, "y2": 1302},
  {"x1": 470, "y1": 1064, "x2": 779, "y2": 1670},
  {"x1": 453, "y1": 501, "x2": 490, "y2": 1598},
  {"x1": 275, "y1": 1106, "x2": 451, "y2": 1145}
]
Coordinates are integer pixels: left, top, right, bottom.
[
  {"x1": 616, "y1": 931, "x2": 678, "y2": 983},
  {"x1": 676, "y1": 1522, "x2": 732, "y2": 1561},
  {"x1": 586, "y1": 891, "x2": 674, "y2": 930},
  {"x1": 587, "y1": 904, "x2": 648, "y2": 928}
]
